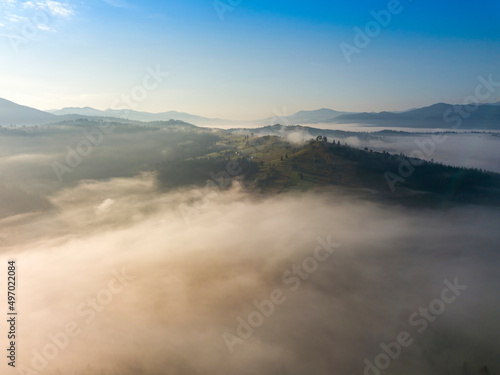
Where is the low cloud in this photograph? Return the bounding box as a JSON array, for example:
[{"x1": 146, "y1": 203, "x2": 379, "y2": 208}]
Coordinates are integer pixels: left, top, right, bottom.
[
  {"x1": 44, "y1": 1, "x2": 73, "y2": 18},
  {"x1": 0, "y1": 174, "x2": 498, "y2": 375},
  {"x1": 95, "y1": 198, "x2": 115, "y2": 215}
]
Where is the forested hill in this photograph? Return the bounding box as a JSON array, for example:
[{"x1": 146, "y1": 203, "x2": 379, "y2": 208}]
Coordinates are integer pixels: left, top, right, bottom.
[{"x1": 156, "y1": 134, "x2": 500, "y2": 207}]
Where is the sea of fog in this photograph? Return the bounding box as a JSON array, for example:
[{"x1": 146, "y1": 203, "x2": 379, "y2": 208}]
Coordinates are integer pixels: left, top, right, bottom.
[
  {"x1": 0, "y1": 176, "x2": 499, "y2": 375},
  {"x1": 304, "y1": 123, "x2": 500, "y2": 133},
  {"x1": 0, "y1": 126, "x2": 499, "y2": 375},
  {"x1": 342, "y1": 132, "x2": 500, "y2": 174}
]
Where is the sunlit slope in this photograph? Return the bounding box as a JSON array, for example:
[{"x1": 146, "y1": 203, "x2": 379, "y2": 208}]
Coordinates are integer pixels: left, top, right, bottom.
[{"x1": 156, "y1": 134, "x2": 500, "y2": 206}]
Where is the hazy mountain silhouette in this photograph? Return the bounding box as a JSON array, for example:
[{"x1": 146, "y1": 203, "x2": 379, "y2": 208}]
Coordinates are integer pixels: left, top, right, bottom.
[
  {"x1": 332, "y1": 103, "x2": 500, "y2": 129},
  {"x1": 0, "y1": 98, "x2": 57, "y2": 126},
  {"x1": 50, "y1": 107, "x2": 235, "y2": 126},
  {"x1": 3, "y1": 98, "x2": 500, "y2": 128},
  {"x1": 276, "y1": 108, "x2": 349, "y2": 124}
]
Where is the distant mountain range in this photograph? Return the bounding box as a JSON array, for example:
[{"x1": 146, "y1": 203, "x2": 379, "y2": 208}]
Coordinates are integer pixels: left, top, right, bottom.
[
  {"x1": 1, "y1": 97, "x2": 500, "y2": 129},
  {"x1": 0, "y1": 98, "x2": 57, "y2": 125},
  {"x1": 330, "y1": 103, "x2": 500, "y2": 129},
  {"x1": 48, "y1": 107, "x2": 233, "y2": 127},
  {"x1": 266, "y1": 108, "x2": 350, "y2": 125}
]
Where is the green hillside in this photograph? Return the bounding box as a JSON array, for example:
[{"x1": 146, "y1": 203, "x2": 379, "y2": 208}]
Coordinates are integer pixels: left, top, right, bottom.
[{"x1": 155, "y1": 132, "x2": 500, "y2": 207}]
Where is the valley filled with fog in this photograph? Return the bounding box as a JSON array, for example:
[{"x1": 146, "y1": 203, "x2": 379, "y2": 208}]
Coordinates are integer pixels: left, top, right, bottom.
[
  {"x1": 0, "y1": 123, "x2": 499, "y2": 375},
  {"x1": 337, "y1": 131, "x2": 500, "y2": 173}
]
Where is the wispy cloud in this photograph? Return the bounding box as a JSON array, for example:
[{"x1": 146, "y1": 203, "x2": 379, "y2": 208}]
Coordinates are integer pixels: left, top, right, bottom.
[
  {"x1": 8, "y1": 15, "x2": 26, "y2": 22},
  {"x1": 22, "y1": 1, "x2": 36, "y2": 8},
  {"x1": 44, "y1": 1, "x2": 73, "y2": 17},
  {"x1": 0, "y1": 0, "x2": 73, "y2": 48},
  {"x1": 101, "y1": 0, "x2": 135, "y2": 10},
  {"x1": 21, "y1": 0, "x2": 74, "y2": 17},
  {"x1": 0, "y1": 0, "x2": 74, "y2": 26},
  {"x1": 37, "y1": 23, "x2": 52, "y2": 31}
]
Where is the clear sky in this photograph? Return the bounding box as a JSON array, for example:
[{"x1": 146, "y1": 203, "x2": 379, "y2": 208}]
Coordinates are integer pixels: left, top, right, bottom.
[{"x1": 1, "y1": 0, "x2": 499, "y2": 120}]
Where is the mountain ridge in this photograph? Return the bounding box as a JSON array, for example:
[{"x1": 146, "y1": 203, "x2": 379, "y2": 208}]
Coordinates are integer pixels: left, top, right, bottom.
[
  {"x1": 331, "y1": 102, "x2": 500, "y2": 128},
  {"x1": 2, "y1": 97, "x2": 500, "y2": 128},
  {"x1": 0, "y1": 98, "x2": 57, "y2": 126}
]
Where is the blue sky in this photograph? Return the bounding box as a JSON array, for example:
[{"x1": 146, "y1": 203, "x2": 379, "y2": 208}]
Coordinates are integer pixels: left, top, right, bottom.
[{"x1": 0, "y1": 0, "x2": 499, "y2": 119}]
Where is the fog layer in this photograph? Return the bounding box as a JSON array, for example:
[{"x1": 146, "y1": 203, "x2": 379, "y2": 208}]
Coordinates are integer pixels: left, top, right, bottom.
[{"x1": 1, "y1": 174, "x2": 498, "y2": 375}]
